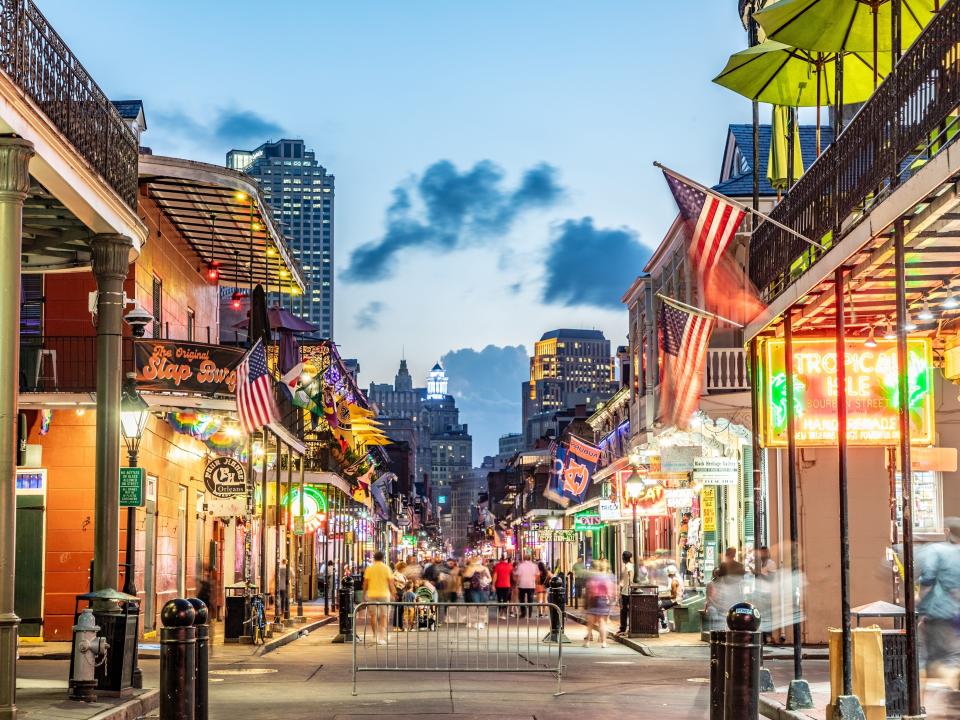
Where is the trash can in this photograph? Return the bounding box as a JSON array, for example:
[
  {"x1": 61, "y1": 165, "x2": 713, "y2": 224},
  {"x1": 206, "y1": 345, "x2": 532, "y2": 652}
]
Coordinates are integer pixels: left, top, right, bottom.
[
  {"x1": 673, "y1": 591, "x2": 706, "y2": 633},
  {"x1": 628, "y1": 584, "x2": 660, "y2": 638},
  {"x1": 223, "y1": 583, "x2": 250, "y2": 643},
  {"x1": 71, "y1": 588, "x2": 139, "y2": 695}
]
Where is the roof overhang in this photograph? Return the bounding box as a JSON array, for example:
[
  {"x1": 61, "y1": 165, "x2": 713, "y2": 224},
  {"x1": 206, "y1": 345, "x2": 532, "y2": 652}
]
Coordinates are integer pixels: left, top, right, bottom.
[{"x1": 139, "y1": 154, "x2": 305, "y2": 292}]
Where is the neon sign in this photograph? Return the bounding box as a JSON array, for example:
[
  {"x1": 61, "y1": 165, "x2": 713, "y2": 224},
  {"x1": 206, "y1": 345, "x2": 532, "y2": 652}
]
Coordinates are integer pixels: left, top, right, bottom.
[
  {"x1": 761, "y1": 337, "x2": 934, "y2": 447},
  {"x1": 282, "y1": 486, "x2": 328, "y2": 534},
  {"x1": 573, "y1": 511, "x2": 605, "y2": 531}
]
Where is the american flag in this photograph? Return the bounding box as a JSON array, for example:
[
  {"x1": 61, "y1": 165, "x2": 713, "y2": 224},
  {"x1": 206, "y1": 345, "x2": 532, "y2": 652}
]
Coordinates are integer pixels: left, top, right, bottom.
[
  {"x1": 659, "y1": 301, "x2": 715, "y2": 429},
  {"x1": 664, "y1": 170, "x2": 745, "y2": 283},
  {"x1": 236, "y1": 339, "x2": 278, "y2": 436}
]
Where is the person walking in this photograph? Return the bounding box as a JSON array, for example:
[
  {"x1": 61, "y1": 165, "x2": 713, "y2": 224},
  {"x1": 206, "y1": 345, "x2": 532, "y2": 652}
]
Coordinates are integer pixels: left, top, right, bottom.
[
  {"x1": 918, "y1": 517, "x2": 960, "y2": 678},
  {"x1": 515, "y1": 552, "x2": 539, "y2": 618},
  {"x1": 617, "y1": 551, "x2": 634, "y2": 636},
  {"x1": 755, "y1": 546, "x2": 777, "y2": 643},
  {"x1": 277, "y1": 559, "x2": 291, "y2": 617},
  {"x1": 462, "y1": 556, "x2": 491, "y2": 629},
  {"x1": 572, "y1": 556, "x2": 587, "y2": 608},
  {"x1": 584, "y1": 559, "x2": 615, "y2": 648},
  {"x1": 362, "y1": 550, "x2": 394, "y2": 645},
  {"x1": 535, "y1": 561, "x2": 551, "y2": 617},
  {"x1": 493, "y1": 556, "x2": 514, "y2": 619}
]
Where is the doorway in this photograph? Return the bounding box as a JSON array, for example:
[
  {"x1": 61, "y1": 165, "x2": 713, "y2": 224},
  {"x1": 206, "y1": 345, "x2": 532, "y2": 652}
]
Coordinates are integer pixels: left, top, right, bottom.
[
  {"x1": 14, "y1": 469, "x2": 46, "y2": 637},
  {"x1": 143, "y1": 475, "x2": 158, "y2": 631}
]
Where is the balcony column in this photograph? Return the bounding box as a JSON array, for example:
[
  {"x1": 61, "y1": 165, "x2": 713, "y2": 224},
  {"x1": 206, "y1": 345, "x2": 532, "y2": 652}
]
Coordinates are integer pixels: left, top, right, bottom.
[
  {"x1": 0, "y1": 136, "x2": 35, "y2": 720},
  {"x1": 89, "y1": 233, "x2": 134, "y2": 592}
]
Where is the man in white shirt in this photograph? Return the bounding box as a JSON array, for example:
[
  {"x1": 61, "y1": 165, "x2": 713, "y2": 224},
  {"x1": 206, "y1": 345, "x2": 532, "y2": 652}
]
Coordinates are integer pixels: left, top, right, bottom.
[
  {"x1": 617, "y1": 551, "x2": 634, "y2": 634},
  {"x1": 514, "y1": 552, "x2": 539, "y2": 618}
]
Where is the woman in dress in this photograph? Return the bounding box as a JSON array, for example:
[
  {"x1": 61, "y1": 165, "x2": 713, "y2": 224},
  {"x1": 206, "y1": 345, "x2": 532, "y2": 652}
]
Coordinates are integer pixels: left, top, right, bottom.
[{"x1": 583, "y1": 559, "x2": 615, "y2": 648}]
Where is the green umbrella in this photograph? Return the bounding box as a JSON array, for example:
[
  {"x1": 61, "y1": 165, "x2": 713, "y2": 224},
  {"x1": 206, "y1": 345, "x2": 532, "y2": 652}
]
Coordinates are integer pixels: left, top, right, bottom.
[
  {"x1": 713, "y1": 39, "x2": 890, "y2": 152},
  {"x1": 755, "y1": 0, "x2": 938, "y2": 87},
  {"x1": 768, "y1": 105, "x2": 805, "y2": 191}
]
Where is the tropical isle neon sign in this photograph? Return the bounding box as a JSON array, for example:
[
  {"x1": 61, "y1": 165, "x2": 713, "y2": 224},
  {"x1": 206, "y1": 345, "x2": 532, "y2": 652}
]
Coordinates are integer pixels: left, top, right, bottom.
[
  {"x1": 761, "y1": 337, "x2": 934, "y2": 447},
  {"x1": 282, "y1": 486, "x2": 328, "y2": 534}
]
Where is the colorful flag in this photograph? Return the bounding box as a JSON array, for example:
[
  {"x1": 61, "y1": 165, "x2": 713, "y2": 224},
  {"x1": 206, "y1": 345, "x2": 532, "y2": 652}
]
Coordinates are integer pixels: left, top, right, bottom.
[
  {"x1": 544, "y1": 436, "x2": 602, "y2": 507},
  {"x1": 235, "y1": 339, "x2": 278, "y2": 436},
  {"x1": 663, "y1": 170, "x2": 745, "y2": 285},
  {"x1": 659, "y1": 300, "x2": 715, "y2": 429}
]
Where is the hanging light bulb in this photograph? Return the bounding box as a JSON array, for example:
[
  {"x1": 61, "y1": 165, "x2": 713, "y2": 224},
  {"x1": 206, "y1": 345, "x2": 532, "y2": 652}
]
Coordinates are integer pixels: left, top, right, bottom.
[
  {"x1": 884, "y1": 321, "x2": 896, "y2": 340},
  {"x1": 944, "y1": 286, "x2": 959, "y2": 309},
  {"x1": 864, "y1": 326, "x2": 878, "y2": 348},
  {"x1": 205, "y1": 261, "x2": 220, "y2": 283},
  {"x1": 918, "y1": 298, "x2": 934, "y2": 321},
  {"x1": 905, "y1": 312, "x2": 918, "y2": 331},
  {"x1": 231, "y1": 290, "x2": 244, "y2": 310}
]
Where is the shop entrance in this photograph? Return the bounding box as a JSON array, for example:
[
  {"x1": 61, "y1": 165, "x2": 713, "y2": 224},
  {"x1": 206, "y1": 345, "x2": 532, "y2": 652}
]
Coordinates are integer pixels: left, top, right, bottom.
[{"x1": 14, "y1": 469, "x2": 46, "y2": 638}]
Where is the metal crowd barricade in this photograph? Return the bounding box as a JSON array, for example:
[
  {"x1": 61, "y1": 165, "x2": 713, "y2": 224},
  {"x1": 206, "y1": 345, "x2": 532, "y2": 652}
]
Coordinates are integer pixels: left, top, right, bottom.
[{"x1": 351, "y1": 601, "x2": 564, "y2": 696}]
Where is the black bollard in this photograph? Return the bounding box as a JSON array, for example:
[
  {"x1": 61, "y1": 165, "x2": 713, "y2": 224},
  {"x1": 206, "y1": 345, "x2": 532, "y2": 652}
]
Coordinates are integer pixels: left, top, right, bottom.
[
  {"x1": 332, "y1": 575, "x2": 354, "y2": 644},
  {"x1": 160, "y1": 599, "x2": 197, "y2": 720},
  {"x1": 543, "y1": 574, "x2": 571, "y2": 643},
  {"x1": 187, "y1": 598, "x2": 209, "y2": 720},
  {"x1": 709, "y1": 630, "x2": 727, "y2": 720},
  {"x1": 723, "y1": 602, "x2": 762, "y2": 720}
]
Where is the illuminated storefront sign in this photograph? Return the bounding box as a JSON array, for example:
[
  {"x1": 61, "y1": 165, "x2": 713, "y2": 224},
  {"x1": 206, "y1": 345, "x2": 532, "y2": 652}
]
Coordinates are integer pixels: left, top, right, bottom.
[
  {"x1": 573, "y1": 511, "x2": 605, "y2": 531},
  {"x1": 762, "y1": 337, "x2": 934, "y2": 447},
  {"x1": 282, "y1": 486, "x2": 327, "y2": 534}
]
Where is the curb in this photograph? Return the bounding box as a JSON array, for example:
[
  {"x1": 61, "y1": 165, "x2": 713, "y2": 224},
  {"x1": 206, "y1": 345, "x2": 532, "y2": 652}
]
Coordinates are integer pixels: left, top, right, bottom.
[
  {"x1": 563, "y1": 610, "x2": 655, "y2": 656},
  {"x1": 89, "y1": 689, "x2": 159, "y2": 720},
  {"x1": 760, "y1": 695, "x2": 817, "y2": 720},
  {"x1": 257, "y1": 616, "x2": 335, "y2": 656}
]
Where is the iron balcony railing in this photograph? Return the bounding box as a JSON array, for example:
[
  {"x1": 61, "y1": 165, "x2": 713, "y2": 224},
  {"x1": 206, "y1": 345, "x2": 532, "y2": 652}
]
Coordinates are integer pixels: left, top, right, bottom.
[
  {"x1": 0, "y1": 0, "x2": 139, "y2": 208},
  {"x1": 705, "y1": 347, "x2": 749, "y2": 392},
  {"x1": 749, "y1": 0, "x2": 960, "y2": 303}
]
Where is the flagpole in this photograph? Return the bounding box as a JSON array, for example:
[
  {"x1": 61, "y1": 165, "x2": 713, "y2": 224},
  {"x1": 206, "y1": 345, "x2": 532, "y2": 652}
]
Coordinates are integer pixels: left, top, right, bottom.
[
  {"x1": 656, "y1": 292, "x2": 744, "y2": 328},
  {"x1": 655, "y1": 161, "x2": 826, "y2": 251}
]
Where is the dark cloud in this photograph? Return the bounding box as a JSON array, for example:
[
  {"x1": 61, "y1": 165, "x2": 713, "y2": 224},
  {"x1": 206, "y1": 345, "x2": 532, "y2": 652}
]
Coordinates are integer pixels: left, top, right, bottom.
[
  {"x1": 344, "y1": 160, "x2": 564, "y2": 282},
  {"x1": 354, "y1": 301, "x2": 384, "y2": 330},
  {"x1": 542, "y1": 217, "x2": 651, "y2": 309},
  {"x1": 151, "y1": 108, "x2": 284, "y2": 151},
  {"x1": 441, "y1": 344, "x2": 529, "y2": 463}
]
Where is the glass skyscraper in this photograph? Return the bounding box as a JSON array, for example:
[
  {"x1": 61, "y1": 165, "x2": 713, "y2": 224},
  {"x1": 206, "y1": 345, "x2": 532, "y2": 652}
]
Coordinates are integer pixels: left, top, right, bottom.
[{"x1": 227, "y1": 139, "x2": 334, "y2": 338}]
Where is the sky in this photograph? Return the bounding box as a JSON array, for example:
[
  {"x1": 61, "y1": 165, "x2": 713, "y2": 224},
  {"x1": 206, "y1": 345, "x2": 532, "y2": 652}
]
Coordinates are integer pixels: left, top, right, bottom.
[{"x1": 41, "y1": 0, "x2": 757, "y2": 461}]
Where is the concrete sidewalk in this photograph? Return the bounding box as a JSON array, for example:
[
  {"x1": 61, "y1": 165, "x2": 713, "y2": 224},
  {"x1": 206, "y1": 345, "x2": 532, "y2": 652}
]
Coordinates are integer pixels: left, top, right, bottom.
[{"x1": 564, "y1": 607, "x2": 705, "y2": 657}]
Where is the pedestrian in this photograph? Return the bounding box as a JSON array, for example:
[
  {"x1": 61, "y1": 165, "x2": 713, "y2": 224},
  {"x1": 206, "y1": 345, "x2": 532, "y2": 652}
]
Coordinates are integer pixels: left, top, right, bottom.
[
  {"x1": 583, "y1": 559, "x2": 615, "y2": 648},
  {"x1": 572, "y1": 556, "x2": 587, "y2": 608},
  {"x1": 277, "y1": 559, "x2": 291, "y2": 617},
  {"x1": 918, "y1": 517, "x2": 960, "y2": 678},
  {"x1": 658, "y1": 566, "x2": 684, "y2": 631},
  {"x1": 617, "y1": 551, "x2": 634, "y2": 636},
  {"x1": 535, "y1": 561, "x2": 551, "y2": 617},
  {"x1": 720, "y1": 547, "x2": 746, "y2": 578},
  {"x1": 755, "y1": 546, "x2": 777, "y2": 643},
  {"x1": 462, "y1": 556, "x2": 491, "y2": 629},
  {"x1": 515, "y1": 552, "x2": 538, "y2": 618},
  {"x1": 492, "y1": 555, "x2": 514, "y2": 618},
  {"x1": 362, "y1": 550, "x2": 394, "y2": 645},
  {"x1": 402, "y1": 554, "x2": 423, "y2": 583},
  {"x1": 392, "y1": 561, "x2": 408, "y2": 631}
]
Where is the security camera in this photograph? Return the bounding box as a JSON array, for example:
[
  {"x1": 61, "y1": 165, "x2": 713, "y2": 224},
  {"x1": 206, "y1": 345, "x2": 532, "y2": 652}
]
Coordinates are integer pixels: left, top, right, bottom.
[{"x1": 124, "y1": 305, "x2": 154, "y2": 338}]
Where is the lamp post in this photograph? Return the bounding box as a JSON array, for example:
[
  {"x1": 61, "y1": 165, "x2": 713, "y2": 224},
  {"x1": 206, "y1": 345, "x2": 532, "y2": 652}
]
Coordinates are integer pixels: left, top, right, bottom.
[
  {"x1": 624, "y1": 469, "x2": 644, "y2": 584},
  {"x1": 119, "y1": 375, "x2": 149, "y2": 689}
]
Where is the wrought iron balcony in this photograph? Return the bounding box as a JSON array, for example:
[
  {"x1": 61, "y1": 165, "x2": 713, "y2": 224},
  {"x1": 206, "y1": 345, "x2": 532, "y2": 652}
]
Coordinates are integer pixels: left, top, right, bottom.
[
  {"x1": 749, "y1": 1, "x2": 960, "y2": 304},
  {"x1": 0, "y1": 0, "x2": 139, "y2": 208}
]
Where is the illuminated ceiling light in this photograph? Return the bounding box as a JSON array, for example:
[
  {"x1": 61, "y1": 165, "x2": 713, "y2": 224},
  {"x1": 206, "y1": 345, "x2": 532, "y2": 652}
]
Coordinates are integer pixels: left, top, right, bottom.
[
  {"x1": 904, "y1": 312, "x2": 918, "y2": 331},
  {"x1": 231, "y1": 290, "x2": 244, "y2": 310},
  {"x1": 234, "y1": 191, "x2": 247, "y2": 201},
  {"x1": 266, "y1": 246, "x2": 276, "y2": 256},
  {"x1": 205, "y1": 261, "x2": 220, "y2": 283},
  {"x1": 884, "y1": 321, "x2": 896, "y2": 340},
  {"x1": 918, "y1": 299, "x2": 934, "y2": 321},
  {"x1": 279, "y1": 269, "x2": 289, "y2": 279},
  {"x1": 864, "y1": 326, "x2": 878, "y2": 348},
  {"x1": 944, "y1": 286, "x2": 959, "y2": 309}
]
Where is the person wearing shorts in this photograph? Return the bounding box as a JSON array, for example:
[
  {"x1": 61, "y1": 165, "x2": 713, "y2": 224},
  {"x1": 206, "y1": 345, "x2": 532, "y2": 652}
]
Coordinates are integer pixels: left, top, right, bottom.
[{"x1": 363, "y1": 550, "x2": 394, "y2": 645}]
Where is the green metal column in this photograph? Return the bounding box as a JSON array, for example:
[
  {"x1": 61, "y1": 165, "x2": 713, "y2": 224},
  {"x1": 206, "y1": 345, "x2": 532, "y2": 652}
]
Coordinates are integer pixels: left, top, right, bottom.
[
  {"x1": 90, "y1": 233, "x2": 134, "y2": 592},
  {"x1": 0, "y1": 137, "x2": 34, "y2": 720}
]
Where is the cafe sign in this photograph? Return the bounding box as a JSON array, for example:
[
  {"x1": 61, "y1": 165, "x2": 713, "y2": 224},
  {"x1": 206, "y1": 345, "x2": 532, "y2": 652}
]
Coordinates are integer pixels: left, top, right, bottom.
[
  {"x1": 135, "y1": 340, "x2": 244, "y2": 395},
  {"x1": 203, "y1": 457, "x2": 246, "y2": 497},
  {"x1": 761, "y1": 337, "x2": 934, "y2": 447}
]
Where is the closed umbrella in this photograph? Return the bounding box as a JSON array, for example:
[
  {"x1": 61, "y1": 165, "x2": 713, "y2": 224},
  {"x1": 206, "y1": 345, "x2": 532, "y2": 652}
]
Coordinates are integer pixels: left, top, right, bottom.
[
  {"x1": 755, "y1": 0, "x2": 938, "y2": 87},
  {"x1": 768, "y1": 105, "x2": 805, "y2": 192},
  {"x1": 713, "y1": 39, "x2": 890, "y2": 152}
]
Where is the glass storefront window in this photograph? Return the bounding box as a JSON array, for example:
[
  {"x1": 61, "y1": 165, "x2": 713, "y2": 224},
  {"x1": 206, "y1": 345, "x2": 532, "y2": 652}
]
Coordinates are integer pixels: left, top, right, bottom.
[{"x1": 895, "y1": 471, "x2": 942, "y2": 534}]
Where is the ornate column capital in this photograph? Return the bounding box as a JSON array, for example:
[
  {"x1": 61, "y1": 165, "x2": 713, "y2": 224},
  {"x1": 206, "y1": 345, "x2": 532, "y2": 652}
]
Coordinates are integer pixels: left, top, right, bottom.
[
  {"x1": 89, "y1": 233, "x2": 133, "y2": 282},
  {"x1": 0, "y1": 137, "x2": 34, "y2": 198}
]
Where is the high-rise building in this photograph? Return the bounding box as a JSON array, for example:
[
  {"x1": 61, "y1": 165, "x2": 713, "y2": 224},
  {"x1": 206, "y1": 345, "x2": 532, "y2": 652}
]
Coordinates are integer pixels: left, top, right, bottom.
[
  {"x1": 522, "y1": 329, "x2": 618, "y2": 446},
  {"x1": 226, "y1": 139, "x2": 334, "y2": 338}
]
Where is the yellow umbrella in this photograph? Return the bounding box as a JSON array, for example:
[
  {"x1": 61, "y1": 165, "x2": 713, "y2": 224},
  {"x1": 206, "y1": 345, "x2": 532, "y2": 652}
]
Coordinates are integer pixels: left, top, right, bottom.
[{"x1": 767, "y1": 105, "x2": 805, "y2": 191}]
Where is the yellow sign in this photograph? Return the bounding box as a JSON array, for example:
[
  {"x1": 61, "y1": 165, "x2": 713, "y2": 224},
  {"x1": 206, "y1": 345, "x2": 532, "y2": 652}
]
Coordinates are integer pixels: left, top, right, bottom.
[
  {"x1": 761, "y1": 337, "x2": 934, "y2": 447},
  {"x1": 701, "y1": 486, "x2": 716, "y2": 533}
]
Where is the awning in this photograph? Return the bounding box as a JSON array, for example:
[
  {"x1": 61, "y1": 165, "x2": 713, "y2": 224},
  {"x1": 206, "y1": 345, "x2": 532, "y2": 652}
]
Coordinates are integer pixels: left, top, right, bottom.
[{"x1": 139, "y1": 154, "x2": 305, "y2": 292}]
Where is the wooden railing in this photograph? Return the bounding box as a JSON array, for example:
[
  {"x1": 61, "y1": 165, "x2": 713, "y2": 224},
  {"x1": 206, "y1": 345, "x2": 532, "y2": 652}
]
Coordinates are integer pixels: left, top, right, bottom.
[
  {"x1": 749, "y1": 0, "x2": 960, "y2": 303},
  {"x1": 705, "y1": 348, "x2": 749, "y2": 392},
  {"x1": 0, "y1": 0, "x2": 139, "y2": 208}
]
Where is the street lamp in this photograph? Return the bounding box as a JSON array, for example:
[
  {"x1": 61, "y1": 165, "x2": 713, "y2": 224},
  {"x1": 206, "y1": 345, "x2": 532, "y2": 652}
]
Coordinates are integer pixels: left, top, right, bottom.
[
  {"x1": 119, "y1": 376, "x2": 148, "y2": 688},
  {"x1": 624, "y1": 469, "x2": 644, "y2": 584}
]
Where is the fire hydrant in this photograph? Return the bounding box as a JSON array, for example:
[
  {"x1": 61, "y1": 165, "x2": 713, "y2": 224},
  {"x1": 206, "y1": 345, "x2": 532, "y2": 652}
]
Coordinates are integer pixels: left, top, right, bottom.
[{"x1": 68, "y1": 608, "x2": 108, "y2": 702}]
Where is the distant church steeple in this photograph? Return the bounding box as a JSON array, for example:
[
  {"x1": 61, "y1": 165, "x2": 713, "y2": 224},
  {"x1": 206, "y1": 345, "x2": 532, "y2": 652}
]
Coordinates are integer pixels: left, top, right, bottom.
[
  {"x1": 394, "y1": 359, "x2": 413, "y2": 392},
  {"x1": 426, "y1": 361, "x2": 448, "y2": 399}
]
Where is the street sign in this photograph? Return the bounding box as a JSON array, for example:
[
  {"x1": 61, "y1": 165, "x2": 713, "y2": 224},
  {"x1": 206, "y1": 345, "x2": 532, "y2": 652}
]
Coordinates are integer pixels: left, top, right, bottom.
[{"x1": 119, "y1": 467, "x2": 144, "y2": 507}]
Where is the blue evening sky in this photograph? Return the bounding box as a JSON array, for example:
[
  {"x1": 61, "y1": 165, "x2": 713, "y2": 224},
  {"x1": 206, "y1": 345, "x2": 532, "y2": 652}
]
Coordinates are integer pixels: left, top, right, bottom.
[{"x1": 42, "y1": 1, "x2": 760, "y2": 460}]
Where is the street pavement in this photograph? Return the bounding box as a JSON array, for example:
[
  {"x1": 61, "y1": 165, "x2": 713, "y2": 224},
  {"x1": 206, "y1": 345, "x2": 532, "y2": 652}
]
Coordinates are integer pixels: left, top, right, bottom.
[{"x1": 13, "y1": 614, "x2": 959, "y2": 719}]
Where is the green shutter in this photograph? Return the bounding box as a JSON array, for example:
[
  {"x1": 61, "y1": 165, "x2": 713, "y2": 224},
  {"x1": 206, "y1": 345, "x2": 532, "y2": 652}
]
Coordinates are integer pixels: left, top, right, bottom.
[{"x1": 741, "y1": 446, "x2": 755, "y2": 547}]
